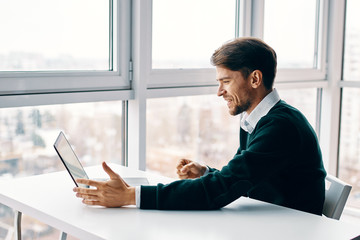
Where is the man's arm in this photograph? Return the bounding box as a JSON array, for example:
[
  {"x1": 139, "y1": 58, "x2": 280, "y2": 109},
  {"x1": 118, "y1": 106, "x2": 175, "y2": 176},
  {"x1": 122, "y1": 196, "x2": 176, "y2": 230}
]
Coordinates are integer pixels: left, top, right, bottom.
[{"x1": 139, "y1": 116, "x2": 302, "y2": 210}]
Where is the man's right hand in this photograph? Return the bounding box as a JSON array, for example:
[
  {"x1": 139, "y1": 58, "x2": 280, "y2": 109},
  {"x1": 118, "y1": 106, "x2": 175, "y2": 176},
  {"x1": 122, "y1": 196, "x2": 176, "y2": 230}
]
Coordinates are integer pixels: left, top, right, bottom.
[{"x1": 176, "y1": 159, "x2": 207, "y2": 179}]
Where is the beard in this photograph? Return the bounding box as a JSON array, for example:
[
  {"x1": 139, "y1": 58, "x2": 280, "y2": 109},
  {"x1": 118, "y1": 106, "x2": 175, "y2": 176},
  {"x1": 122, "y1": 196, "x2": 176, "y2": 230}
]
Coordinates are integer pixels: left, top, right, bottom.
[{"x1": 229, "y1": 100, "x2": 251, "y2": 116}]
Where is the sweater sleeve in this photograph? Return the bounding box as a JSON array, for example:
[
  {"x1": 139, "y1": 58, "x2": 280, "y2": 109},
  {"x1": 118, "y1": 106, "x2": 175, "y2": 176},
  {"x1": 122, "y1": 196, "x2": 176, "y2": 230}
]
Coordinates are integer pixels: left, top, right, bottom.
[{"x1": 140, "y1": 116, "x2": 301, "y2": 210}]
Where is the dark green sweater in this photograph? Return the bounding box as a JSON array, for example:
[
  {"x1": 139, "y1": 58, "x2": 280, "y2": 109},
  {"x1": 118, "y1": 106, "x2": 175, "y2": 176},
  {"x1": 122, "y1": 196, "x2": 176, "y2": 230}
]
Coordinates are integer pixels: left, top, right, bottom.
[{"x1": 141, "y1": 100, "x2": 326, "y2": 215}]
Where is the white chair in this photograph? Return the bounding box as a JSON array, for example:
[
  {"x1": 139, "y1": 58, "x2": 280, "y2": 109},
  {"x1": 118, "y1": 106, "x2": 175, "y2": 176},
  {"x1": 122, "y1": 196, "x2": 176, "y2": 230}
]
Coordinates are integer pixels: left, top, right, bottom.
[{"x1": 322, "y1": 174, "x2": 352, "y2": 220}]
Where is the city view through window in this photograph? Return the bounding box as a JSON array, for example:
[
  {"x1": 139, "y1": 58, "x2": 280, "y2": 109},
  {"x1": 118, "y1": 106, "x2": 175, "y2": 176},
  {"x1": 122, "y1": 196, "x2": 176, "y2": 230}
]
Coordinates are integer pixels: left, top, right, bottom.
[
  {"x1": 146, "y1": 95, "x2": 240, "y2": 178},
  {"x1": 146, "y1": 88, "x2": 317, "y2": 179},
  {"x1": 0, "y1": 0, "x2": 117, "y2": 238},
  {"x1": 338, "y1": 0, "x2": 360, "y2": 209},
  {"x1": 339, "y1": 89, "x2": 360, "y2": 209},
  {"x1": 0, "y1": 102, "x2": 123, "y2": 239}
]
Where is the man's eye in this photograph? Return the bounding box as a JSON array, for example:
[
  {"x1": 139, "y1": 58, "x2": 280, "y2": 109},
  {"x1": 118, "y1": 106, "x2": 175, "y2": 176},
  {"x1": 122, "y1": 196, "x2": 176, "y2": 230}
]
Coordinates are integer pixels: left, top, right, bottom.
[{"x1": 223, "y1": 81, "x2": 230, "y2": 84}]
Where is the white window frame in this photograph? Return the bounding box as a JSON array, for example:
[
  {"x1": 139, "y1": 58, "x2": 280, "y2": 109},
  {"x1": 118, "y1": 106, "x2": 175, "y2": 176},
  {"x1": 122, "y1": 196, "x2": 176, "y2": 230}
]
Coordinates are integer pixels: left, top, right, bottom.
[
  {"x1": 146, "y1": 0, "x2": 240, "y2": 89},
  {"x1": 0, "y1": 0, "x2": 132, "y2": 100},
  {"x1": 251, "y1": 0, "x2": 329, "y2": 82},
  {"x1": 145, "y1": 0, "x2": 329, "y2": 90},
  {"x1": 129, "y1": 0, "x2": 331, "y2": 171}
]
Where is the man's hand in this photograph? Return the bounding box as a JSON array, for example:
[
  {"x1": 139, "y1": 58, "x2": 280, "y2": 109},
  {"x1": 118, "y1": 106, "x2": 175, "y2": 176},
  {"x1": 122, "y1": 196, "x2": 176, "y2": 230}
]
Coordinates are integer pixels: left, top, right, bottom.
[
  {"x1": 176, "y1": 159, "x2": 207, "y2": 179},
  {"x1": 73, "y1": 162, "x2": 135, "y2": 207}
]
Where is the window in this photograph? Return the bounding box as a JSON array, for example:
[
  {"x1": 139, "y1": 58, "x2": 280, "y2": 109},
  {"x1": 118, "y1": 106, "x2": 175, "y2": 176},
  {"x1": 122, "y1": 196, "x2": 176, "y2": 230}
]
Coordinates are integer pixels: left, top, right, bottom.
[
  {"x1": 0, "y1": 0, "x2": 110, "y2": 71},
  {"x1": 263, "y1": 0, "x2": 319, "y2": 69},
  {"x1": 0, "y1": 101, "x2": 123, "y2": 239},
  {"x1": 277, "y1": 88, "x2": 318, "y2": 130},
  {"x1": 343, "y1": 0, "x2": 360, "y2": 81},
  {"x1": 0, "y1": 0, "x2": 131, "y2": 95},
  {"x1": 339, "y1": 88, "x2": 360, "y2": 209},
  {"x1": 260, "y1": 0, "x2": 327, "y2": 83},
  {"x1": 149, "y1": 0, "x2": 237, "y2": 88},
  {"x1": 152, "y1": 0, "x2": 236, "y2": 69},
  {"x1": 0, "y1": 101, "x2": 123, "y2": 178},
  {"x1": 146, "y1": 88, "x2": 318, "y2": 179},
  {"x1": 146, "y1": 95, "x2": 239, "y2": 178},
  {"x1": 338, "y1": 0, "x2": 360, "y2": 210}
]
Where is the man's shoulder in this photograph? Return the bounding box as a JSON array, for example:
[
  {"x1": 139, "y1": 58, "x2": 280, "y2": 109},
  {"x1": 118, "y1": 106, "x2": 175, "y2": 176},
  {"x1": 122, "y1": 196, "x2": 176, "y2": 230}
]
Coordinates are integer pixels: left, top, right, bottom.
[
  {"x1": 255, "y1": 100, "x2": 307, "y2": 129},
  {"x1": 269, "y1": 100, "x2": 296, "y2": 112},
  {"x1": 266, "y1": 100, "x2": 304, "y2": 119}
]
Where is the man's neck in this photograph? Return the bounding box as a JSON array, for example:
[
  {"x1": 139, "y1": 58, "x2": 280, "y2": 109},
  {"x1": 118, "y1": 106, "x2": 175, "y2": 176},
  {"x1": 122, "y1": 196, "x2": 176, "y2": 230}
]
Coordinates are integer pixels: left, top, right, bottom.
[{"x1": 246, "y1": 88, "x2": 273, "y2": 115}]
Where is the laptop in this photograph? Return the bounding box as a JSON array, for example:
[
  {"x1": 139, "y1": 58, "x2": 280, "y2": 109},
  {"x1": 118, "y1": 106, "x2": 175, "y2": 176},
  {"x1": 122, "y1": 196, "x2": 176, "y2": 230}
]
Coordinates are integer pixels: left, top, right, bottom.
[{"x1": 53, "y1": 131, "x2": 148, "y2": 188}]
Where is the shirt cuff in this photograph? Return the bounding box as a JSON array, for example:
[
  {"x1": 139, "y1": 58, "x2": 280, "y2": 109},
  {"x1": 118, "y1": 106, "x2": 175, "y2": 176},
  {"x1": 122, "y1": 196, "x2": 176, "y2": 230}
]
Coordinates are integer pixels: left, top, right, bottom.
[
  {"x1": 203, "y1": 166, "x2": 210, "y2": 176},
  {"x1": 135, "y1": 186, "x2": 141, "y2": 208}
]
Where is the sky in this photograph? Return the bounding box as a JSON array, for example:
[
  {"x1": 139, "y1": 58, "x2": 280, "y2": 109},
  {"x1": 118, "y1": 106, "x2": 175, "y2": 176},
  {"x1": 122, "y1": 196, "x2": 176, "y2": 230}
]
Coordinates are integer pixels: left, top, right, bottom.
[{"x1": 0, "y1": 0, "x2": 108, "y2": 59}]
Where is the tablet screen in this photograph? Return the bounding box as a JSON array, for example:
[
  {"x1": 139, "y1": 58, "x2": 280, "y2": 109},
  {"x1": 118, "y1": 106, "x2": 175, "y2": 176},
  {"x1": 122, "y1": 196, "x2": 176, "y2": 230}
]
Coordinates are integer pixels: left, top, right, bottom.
[{"x1": 54, "y1": 132, "x2": 89, "y2": 188}]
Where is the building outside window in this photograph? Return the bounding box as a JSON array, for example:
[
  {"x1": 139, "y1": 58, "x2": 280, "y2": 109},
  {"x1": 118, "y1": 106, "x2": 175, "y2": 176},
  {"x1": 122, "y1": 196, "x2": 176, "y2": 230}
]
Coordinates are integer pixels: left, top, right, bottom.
[
  {"x1": 338, "y1": 0, "x2": 360, "y2": 210},
  {"x1": 146, "y1": 88, "x2": 317, "y2": 178},
  {"x1": 0, "y1": 101, "x2": 123, "y2": 239}
]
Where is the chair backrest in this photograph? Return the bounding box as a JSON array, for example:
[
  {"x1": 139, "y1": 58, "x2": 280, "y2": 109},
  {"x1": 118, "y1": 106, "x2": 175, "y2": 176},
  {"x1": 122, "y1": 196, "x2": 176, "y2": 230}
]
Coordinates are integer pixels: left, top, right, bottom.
[{"x1": 323, "y1": 174, "x2": 352, "y2": 220}]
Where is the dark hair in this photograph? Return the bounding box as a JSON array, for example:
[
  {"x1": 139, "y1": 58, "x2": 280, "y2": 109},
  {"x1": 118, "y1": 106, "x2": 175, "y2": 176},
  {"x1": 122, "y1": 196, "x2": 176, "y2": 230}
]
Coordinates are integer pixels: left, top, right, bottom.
[{"x1": 210, "y1": 37, "x2": 277, "y2": 89}]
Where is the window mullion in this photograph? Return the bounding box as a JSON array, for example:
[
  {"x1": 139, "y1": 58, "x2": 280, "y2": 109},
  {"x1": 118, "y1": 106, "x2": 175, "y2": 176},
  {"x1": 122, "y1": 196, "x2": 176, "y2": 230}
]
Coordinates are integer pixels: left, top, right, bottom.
[
  {"x1": 250, "y1": 0, "x2": 265, "y2": 38},
  {"x1": 319, "y1": 0, "x2": 346, "y2": 175}
]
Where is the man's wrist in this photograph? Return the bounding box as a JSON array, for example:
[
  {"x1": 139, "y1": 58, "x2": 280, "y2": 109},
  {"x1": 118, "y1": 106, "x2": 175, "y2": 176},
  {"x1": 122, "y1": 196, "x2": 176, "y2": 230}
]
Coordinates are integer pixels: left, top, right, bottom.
[
  {"x1": 201, "y1": 165, "x2": 209, "y2": 176},
  {"x1": 127, "y1": 187, "x2": 136, "y2": 206}
]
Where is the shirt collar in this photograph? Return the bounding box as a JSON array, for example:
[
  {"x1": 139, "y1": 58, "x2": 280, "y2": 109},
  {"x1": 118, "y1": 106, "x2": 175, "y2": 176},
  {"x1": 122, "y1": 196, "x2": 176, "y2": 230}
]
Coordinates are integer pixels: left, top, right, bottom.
[{"x1": 240, "y1": 89, "x2": 280, "y2": 134}]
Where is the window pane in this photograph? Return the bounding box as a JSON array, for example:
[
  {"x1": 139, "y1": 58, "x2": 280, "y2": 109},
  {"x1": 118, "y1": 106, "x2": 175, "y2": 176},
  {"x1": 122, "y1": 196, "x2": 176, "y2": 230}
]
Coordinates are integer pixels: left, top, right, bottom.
[
  {"x1": 0, "y1": 0, "x2": 110, "y2": 71},
  {"x1": 147, "y1": 95, "x2": 239, "y2": 178},
  {"x1": 339, "y1": 88, "x2": 360, "y2": 209},
  {"x1": 264, "y1": 0, "x2": 318, "y2": 68},
  {"x1": 0, "y1": 102, "x2": 123, "y2": 177},
  {"x1": 0, "y1": 101, "x2": 123, "y2": 239},
  {"x1": 276, "y1": 88, "x2": 318, "y2": 130},
  {"x1": 152, "y1": 0, "x2": 236, "y2": 69},
  {"x1": 343, "y1": 0, "x2": 360, "y2": 81}
]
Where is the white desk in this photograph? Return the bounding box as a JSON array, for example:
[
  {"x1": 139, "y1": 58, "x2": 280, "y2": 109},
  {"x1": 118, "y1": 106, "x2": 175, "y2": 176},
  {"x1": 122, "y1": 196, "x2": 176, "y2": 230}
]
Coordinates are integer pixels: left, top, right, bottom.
[{"x1": 0, "y1": 164, "x2": 359, "y2": 240}]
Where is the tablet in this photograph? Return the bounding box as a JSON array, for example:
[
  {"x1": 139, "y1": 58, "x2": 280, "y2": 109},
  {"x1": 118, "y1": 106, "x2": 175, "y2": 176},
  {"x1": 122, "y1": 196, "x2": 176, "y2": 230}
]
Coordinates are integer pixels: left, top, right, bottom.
[
  {"x1": 54, "y1": 131, "x2": 90, "y2": 188},
  {"x1": 54, "y1": 131, "x2": 149, "y2": 188}
]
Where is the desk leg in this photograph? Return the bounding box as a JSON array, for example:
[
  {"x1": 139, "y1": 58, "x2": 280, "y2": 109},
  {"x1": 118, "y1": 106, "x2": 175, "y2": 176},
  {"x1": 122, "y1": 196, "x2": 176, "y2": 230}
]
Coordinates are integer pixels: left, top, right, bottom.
[
  {"x1": 59, "y1": 232, "x2": 67, "y2": 240},
  {"x1": 14, "y1": 210, "x2": 22, "y2": 240}
]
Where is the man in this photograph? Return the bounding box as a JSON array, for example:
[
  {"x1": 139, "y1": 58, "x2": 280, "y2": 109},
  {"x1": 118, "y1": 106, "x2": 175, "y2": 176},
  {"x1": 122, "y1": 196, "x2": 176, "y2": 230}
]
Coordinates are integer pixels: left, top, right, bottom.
[{"x1": 74, "y1": 37, "x2": 327, "y2": 215}]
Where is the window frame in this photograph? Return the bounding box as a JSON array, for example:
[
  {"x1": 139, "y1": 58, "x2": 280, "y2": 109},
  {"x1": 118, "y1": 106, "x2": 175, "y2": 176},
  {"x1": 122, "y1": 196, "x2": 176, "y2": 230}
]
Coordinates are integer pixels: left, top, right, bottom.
[
  {"x1": 253, "y1": 0, "x2": 329, "y2": 82},
  {"x1": 336, "y1": 0, "x2": 360, "y2": 215},
  {"x1": 146, "y1": 0, "x2": 329, "y2": 90},
  {"x1": 146, "y1": 0, "x2": 240, "y2": 89},
  {"x1": 0, "y1": 0, "x2": 132, "y2": 98}
]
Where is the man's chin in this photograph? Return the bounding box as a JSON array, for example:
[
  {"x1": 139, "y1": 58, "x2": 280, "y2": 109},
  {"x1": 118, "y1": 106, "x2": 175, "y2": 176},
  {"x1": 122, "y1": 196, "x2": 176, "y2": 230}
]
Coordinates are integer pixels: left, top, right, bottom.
[
  {"x1": 228, "y1": 108, "x2": 241, "y2": 116},
  {"x1": 228, "y1": 106, "x2": 244, "y2": 116}
]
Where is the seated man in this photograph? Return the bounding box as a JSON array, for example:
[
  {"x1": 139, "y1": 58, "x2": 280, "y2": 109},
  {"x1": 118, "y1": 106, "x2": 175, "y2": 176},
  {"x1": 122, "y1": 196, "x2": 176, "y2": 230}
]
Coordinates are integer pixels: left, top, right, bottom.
[{"x1": 74, "y1": 37, "x2": 327, "y2": 215}]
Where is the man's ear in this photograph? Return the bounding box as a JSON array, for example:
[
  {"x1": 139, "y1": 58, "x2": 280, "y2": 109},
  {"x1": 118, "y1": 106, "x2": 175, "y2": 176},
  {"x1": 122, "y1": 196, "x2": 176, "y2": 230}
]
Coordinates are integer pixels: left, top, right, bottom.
[{"x1": 250, "y1": 70, "x2": 263, "y2": 88}]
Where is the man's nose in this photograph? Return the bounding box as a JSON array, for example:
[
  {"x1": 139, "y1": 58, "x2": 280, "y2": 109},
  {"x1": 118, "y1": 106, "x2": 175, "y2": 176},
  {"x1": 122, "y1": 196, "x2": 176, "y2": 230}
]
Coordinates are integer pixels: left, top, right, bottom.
[{"x1": 217, "y1": 86, "x2": 225, "y2": 96}]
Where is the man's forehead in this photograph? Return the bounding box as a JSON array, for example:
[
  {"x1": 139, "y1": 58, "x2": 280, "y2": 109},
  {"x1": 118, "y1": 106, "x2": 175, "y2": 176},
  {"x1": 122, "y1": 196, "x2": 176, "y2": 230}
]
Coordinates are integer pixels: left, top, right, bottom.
[{"x1": 216, "y1": 67, "x2": 241, "y2": 80}]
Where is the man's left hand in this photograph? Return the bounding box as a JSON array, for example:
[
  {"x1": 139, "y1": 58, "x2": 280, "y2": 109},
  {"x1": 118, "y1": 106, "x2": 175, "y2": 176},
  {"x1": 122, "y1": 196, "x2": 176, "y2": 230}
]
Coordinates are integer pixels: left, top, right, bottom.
[{"x1": 73, "y1": 162, "x2": 135, "y2": 207}]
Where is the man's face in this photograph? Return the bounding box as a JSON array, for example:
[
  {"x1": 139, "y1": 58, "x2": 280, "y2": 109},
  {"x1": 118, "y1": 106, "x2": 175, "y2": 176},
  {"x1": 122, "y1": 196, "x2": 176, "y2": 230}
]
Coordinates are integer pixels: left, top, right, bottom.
[{"x1": 216, "y1": 66, "x2": 254, "y2": 116}]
